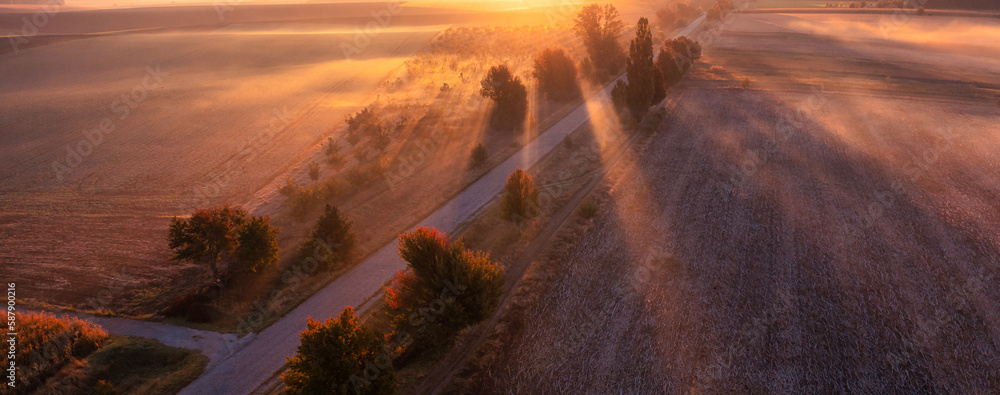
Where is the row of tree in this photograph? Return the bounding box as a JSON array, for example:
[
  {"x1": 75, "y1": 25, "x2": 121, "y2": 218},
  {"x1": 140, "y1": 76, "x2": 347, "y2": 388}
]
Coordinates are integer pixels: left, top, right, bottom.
[
  {"x1": 282, "y1": 226, "x2": 506, "y2": 394},
  {"x1": 612, "y1": 18, "x2": 702, "y2": 121}
]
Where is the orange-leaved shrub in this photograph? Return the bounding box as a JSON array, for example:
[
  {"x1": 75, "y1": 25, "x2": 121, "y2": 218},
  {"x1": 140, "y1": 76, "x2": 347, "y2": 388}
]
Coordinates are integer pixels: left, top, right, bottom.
[
  {"x1": 8, "y1": 312, "x2": 108, "y2": 393},
  {"x1": 383, "y1": 227, "x2": 505, "y2": 349}
]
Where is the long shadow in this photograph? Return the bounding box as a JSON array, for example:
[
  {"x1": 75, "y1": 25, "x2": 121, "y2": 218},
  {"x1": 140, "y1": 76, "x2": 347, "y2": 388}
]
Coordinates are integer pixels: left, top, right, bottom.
[{"x1": 621, "y1": 19, "x2": 1000, "y2": 392}]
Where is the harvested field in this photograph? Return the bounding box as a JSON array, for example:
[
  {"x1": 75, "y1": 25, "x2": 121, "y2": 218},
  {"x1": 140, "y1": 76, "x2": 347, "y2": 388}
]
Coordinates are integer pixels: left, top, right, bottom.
[
  {"x1": 0, "y1": 0, "x2": 594, "y2": 324},
  {"x1": 0, "y1": 9, "x2": 441, "y2": 311},
  {"x1": 469, "y1": 13, "x2": 1000, "y2": 393}
]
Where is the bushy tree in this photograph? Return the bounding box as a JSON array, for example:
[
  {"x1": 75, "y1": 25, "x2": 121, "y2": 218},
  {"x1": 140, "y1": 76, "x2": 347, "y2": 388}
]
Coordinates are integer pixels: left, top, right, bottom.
[
  {"x1": 298, "y1": 204, "x2": 357, "y2": 271},
  {"x1": 656, "y1": 2, "x2": 699, "y2": 31},
  {"x1": 573, "y1": 4, "x2": 626, "y2": 80},
  {"x1": 384, "y1": 227, "x2": 505, "y2": 348},
  {"x1": 625, "y1": 17, "x2": 656, "y2": 119},
  {"x1": 501, "y1": 168, "x2": 540, "y2": 222},
  {"x1": 707, "y1": 0, "x2": 736, "y2": 21},
  {"x1": 168, "y1": 205, "x2": 280, "y2": 285},
  {"x1": 283, "y1": 307, "x2": 395, "y2": 395},
  {"x1": 656, "y1": 35, "x2": 702, "y2": 89},
  {"x1": 235, "y1": 216, "x2": 280, "y2": 273},
  {"x1": 611, "y1": 79, "x2": 628, "y2": 113},
  {"x1": 480, "y1": 64, "x2": 528, "y2": 130},
  {"x1": 532, "y1": 48, "x2": 580, "y2": 101}
]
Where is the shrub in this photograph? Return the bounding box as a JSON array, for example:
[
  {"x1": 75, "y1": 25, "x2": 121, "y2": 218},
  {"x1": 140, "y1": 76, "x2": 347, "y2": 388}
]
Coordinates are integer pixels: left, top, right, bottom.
[
  {"x1": 384, "y1": 227, "x2": 505, "y2": 348},
  {"x1": 657, "y1": 36, "x2": 702, "y2": 89},
  {"x1": 579, "y1": 199, "x2": 599, "y2": 219},
  {"x1": 740, "y1": 76, "x2": 751, "y2": 89},
  {"x1": 307, "y1": 162, "x2": 320, "y2": 181},
  {"x1": 346, "y1": 165, "x2": 368, "y2": 187},
  {"x1": 283, "y1": 307, "x2": 396, "y2": 395},
  {"x1": 168, "y1": 205, "x2": 280, "y2": 285},
  {"x1": 298, "y1": 204, "x2": 357, "y2": 271},
  {"x1": 532, "y1": 48, "x2": 580, "y2": 101},
  {"x1": 470, "y1": 142, "x2": 488, "y2": 167},
  {"x1": 369, "y1": 124, "x2": 391, "y2": 152},
  {"x1": 501, "y1": 168, "x2": 540, "y2": 222},
  {"x1": 10, "y1": 312, "x2": 109, "y2": 393},
  {"x1": 93, "y1": 380, "x2": 116, "y2": 395},
  {"x1": 235, "y1": 216, "x2": 280, "y2": 273},
  {"x1": 161, "y1": 288, "x2": 215, "y2": 322},
  {"x1": 611, "y1": 80, "x2": 628, "y2": 113},
  {"x1": 917, "y1": 5, "x2": 925, "y2": 14},
  {"x1": 480, "y1": 64, "x2": 528, "y2": 130},
  {"x1": 325, "y1": 138, "x2": 344, "y2": 167},
  {"x1": 707, "y1": 0, "x2": 736, "y2": 21},
  {"x1": 278, "y1": 177, "x2": 297, "y2": 197}
]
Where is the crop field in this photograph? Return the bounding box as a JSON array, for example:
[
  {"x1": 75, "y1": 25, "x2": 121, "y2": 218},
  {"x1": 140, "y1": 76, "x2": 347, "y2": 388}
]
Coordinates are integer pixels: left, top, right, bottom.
[
  {"x1": 468, "y1": 12, "x2": 1000, "y2": 393},
  {"x1": 0, "y1": 9, "x2": 443, "y2": 311},
  {"x1": 0, "y1": 0, "x2": 596, "y2": 323}
]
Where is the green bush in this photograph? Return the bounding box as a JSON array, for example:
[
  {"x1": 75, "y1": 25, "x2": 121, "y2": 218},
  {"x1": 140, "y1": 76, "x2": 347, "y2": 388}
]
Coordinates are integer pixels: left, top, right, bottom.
[
  {"x1": 384, "y1": 227, "x2": 505, "y2": 348},
  {"x1": 283, "y1": 308, "x2": 395, "y2": 395},
  {"x1": 297, "y1": 204, "x2": 357, "y2": 271},
  {"x1": 501, "y1": 168, "x2": 540, "y2": 222},
  {"x1": 480, "y1": 64, "x2": 528, "y2": 130}
]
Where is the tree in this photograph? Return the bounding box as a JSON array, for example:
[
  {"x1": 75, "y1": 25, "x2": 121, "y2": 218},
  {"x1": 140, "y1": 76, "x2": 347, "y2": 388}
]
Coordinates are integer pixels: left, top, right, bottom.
[
  {"x1": 283, "y1": 307, "x2": 395, "y2": 395},
  {"x1": 470, "y1": 142, "x2": 488, "y2": 167},
  {"x1": 573, "y1": 4, "x2": 626, "y2": 80},
  {"x1": 480, "y1": 64, "x2": 528, "y2": 130},
  {"x1": 235, "y1": 216, "x2": 280, "y2": 273},
  {"x1": 168, "y1": 205, "x2": 280, "y2": 285},
  {"x1": 656, "y1": 36, "x2": 702, "y2": 89},
  {"x1": 611, "y1": 80, "x2": 628, "y2": 113},
  {"x1": 501, "y1": 168, "x2": 540, "y2": 222},
  {"x1": 532, "y1": 48, "x2": 580, "y2": 101},
  {"x1": 298, "y1": 204, "x2": 357, "y2": 271},
  {"x1": 707, "y1": 0, "x2": 736, "y2": 21},
  {"x1": 625, "y1": 17, "x2": 656, "y2": 119},
  {"x1": 384, "y1": 227, "x2": 505, "y2": 348}
]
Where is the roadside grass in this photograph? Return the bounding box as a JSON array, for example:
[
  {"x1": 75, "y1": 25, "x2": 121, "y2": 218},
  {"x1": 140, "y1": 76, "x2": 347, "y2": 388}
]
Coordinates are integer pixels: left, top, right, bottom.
[{"x1": 35, "y1": 335, "x2": 207, "y2": 395}]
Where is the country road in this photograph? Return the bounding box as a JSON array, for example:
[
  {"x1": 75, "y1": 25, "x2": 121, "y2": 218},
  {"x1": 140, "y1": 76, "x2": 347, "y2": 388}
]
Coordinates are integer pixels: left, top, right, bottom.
[
  {"x1": 177, "y1": 28, "x2": 662, "y2": 395},
  {"x1": 47, "y1": 13, "x2": 712, "y2": 395}
]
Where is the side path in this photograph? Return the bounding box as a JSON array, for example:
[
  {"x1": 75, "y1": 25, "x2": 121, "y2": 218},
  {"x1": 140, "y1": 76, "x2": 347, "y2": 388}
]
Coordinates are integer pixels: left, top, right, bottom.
[{"x1": 30, "y1": 310, "x2": 249, "y2": 371}]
